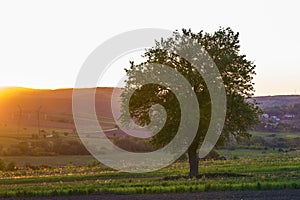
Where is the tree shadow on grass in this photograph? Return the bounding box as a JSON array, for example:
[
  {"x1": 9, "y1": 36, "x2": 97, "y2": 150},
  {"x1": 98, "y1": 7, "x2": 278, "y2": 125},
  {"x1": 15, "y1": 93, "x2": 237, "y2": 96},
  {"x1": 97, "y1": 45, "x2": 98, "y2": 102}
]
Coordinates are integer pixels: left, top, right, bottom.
[{"x1": 163, "y1": 173, "x2": 251, "y2": 181}]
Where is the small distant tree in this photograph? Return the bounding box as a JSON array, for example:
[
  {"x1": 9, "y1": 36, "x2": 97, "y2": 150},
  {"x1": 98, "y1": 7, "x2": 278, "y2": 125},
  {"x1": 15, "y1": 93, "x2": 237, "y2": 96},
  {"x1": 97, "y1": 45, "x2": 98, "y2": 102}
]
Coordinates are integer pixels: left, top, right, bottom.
[
  {"x1": 121, "y1": 27, "x2": 261, "y2": 177},
  {"x1": 6, "y1": 161, "x2": 16, "y2": 171},
  {"x1": 0, "y1": 158, "x2": 5, "y2": 171}
]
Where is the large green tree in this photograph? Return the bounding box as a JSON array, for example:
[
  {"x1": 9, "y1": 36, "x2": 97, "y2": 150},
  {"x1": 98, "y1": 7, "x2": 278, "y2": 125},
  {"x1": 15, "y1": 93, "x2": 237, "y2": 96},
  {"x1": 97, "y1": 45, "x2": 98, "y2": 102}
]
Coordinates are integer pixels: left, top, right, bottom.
[{"x1": 121, "y1": 27, "x2": 260, "y2": 177}]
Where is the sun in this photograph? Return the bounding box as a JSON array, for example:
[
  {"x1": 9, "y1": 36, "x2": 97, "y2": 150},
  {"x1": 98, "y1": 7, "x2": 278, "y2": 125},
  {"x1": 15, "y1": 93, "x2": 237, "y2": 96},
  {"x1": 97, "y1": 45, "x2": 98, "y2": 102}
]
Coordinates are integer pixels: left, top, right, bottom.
[
  {"x1": 0, "y1": 87, "x2": 9, "y2": 98},
  {"x1": 0, "y1": 87, "x2": 32, "y2": 99},
  {"x1": 0, "y1": 87, "x2": 17, "y2": 99}
]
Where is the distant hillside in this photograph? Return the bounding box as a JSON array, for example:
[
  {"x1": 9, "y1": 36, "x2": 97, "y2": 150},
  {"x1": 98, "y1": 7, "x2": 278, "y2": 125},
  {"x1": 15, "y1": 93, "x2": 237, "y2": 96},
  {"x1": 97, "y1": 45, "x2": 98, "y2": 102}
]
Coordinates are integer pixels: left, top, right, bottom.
[
  {"x1": 253, "y1": 95, "x2": 300, "y2": 132},
  {"x1": 254, "y1": 95, "x2": 300, "y2": 109},
  {"x1": 0, "y1": 87, "x2": 121, "y2": 130},
  {"x1": 1, "y1": 87, "x2": 300, "y2": 132}
]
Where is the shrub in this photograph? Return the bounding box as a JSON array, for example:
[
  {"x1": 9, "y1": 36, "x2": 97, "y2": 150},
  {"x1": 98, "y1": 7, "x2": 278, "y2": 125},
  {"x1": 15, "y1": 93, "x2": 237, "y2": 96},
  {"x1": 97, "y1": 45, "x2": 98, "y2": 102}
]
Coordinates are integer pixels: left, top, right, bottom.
[
  {"x1": 6, "y1": 161, "x2": 16, "y2": 171},
  {"x1": 202, "y1": 149, "x2": 226, "y2": 161},
  {"x1": 88, "y1": 160, "x2": 100, "y2": 168},
  {"x1": 0, "y1": 158, "x2": 5, "y2": 170},
  {"x1": 112, "y1": 136, "x2": 153, "y2": 152}
]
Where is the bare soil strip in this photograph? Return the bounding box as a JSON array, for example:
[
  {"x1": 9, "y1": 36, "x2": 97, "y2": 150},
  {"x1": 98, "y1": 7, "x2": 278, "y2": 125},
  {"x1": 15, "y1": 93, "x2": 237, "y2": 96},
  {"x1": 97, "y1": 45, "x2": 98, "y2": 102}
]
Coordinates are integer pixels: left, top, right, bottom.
[{"x1": 4, "y1": 189, "x2": 300, "y2": 200}]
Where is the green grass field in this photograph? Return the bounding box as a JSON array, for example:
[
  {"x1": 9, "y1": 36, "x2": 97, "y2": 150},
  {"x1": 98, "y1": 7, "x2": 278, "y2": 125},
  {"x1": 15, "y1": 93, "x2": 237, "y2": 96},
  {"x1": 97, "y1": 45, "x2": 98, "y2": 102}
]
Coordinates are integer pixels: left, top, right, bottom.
[
  {"x1": 250, "y1": 131, "x2": 300, "y2": 139},
  {"x1": 0, "y1": 123, "x2": 299, "y2": 198},
  {"x1": 0, "y1": 124, "x2": 75, "y2": 147},
  {"x1": 0, "y1": 154, "x2": 299, "y2": 198},
  {"x1": 218, "y1": 149, "x2": 300, "y2": 159},
  {"x1": 1, "y1": 155, "x2": 97, "y2": 167}
]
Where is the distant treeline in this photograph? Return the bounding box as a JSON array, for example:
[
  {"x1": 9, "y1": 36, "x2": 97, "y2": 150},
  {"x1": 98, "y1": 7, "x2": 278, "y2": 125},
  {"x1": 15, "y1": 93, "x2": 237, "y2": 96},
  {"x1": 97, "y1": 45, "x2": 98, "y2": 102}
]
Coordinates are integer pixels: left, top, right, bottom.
[{"x1": 0, "y1": 134, "x2": 153, "y2": 156}]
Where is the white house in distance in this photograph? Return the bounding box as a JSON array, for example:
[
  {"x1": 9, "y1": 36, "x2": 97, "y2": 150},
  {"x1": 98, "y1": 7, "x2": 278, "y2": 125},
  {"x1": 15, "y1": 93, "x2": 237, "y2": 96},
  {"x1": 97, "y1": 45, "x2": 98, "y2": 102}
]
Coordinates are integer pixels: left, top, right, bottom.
[{"x1": 283, "y1": 114, "x2": 295, "y2": 119}]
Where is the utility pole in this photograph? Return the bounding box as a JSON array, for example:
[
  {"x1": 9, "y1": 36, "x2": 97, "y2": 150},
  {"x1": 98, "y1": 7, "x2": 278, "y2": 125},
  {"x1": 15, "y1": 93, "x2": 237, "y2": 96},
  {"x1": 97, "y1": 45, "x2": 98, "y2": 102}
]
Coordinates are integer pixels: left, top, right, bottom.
[
  {"x1": 37, "y1": 106, "x2": 42, "y2": 136},
  {"x1": 17, "y1": 105, "x2": 22, "y2": 134}
]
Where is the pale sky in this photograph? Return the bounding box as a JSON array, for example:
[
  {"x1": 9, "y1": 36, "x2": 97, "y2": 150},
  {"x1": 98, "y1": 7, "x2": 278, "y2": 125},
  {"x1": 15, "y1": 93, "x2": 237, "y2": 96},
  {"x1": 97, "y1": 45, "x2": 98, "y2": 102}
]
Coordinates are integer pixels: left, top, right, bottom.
[{"x1": 0, "y1": 0, "x2": 299, "y2": 96}]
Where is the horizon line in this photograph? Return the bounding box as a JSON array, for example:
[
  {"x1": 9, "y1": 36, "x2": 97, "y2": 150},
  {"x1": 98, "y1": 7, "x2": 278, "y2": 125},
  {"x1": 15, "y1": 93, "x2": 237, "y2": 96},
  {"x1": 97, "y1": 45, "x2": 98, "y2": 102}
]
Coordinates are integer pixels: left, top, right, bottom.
[{"x1": 0, "y1": 85, "x2": 299, "y2": 97}]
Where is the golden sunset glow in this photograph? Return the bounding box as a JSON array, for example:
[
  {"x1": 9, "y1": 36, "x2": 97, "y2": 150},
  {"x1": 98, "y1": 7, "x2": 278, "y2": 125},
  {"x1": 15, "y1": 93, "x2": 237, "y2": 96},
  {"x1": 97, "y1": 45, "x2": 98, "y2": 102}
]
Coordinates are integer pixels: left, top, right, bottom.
[
  {"x1": 0, "y1": 87, "x2": 29, "y2": 99},
  {"x1": 0, "y1": 87, "x2": 10, "y2": 98}
]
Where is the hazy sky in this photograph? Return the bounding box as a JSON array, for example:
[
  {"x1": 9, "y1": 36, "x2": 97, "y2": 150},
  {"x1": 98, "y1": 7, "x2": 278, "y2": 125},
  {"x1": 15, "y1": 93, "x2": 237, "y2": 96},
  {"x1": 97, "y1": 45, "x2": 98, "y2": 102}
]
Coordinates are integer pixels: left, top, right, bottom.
[{"x1": 0, "y1": 0, "x2": 299, "y2": 96}]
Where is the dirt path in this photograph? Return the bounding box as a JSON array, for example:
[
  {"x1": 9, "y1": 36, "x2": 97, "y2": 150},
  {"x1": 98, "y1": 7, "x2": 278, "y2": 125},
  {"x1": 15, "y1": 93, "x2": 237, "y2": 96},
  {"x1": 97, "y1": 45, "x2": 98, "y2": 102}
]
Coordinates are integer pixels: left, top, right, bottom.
[{"x1": 3, "y1": 190, "x2": 299, "y2": 200}]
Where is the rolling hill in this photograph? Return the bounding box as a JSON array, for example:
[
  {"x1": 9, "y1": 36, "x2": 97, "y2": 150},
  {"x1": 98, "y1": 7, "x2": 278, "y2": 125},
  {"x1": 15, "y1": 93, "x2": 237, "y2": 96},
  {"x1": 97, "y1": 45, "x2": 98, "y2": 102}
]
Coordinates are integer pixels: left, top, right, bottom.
[
  {"x1": 253, "y1": 95, "x2": 300, "y2": 109},
  {"x1": 0, "y1": 87, "x2": 120, "y2": 130},
  {"x1": 1, "y1": 87, "x2": 300, "y2": 131}
]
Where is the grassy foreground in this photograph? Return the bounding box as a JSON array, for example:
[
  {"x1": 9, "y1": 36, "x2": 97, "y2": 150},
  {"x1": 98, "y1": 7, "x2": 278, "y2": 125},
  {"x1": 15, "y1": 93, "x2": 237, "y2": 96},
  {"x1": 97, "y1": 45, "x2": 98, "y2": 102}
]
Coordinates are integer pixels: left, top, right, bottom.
[{"x1": 0, "y1": 154, "x2": 299, "y2": 198}]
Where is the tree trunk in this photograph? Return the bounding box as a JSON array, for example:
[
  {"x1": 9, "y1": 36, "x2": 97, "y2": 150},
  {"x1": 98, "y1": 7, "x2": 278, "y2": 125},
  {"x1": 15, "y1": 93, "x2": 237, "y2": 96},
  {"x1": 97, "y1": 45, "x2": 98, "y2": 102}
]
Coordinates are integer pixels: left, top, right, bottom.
[{"x1": 188, "y1": 148, "x2": 199, "y2": 178}]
